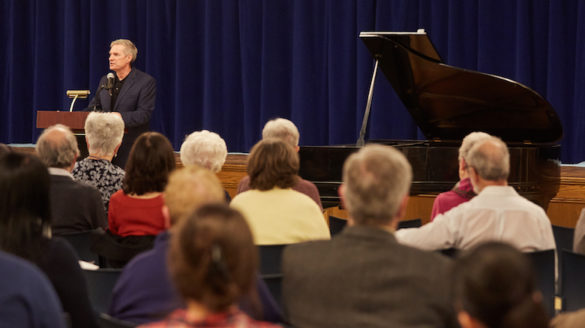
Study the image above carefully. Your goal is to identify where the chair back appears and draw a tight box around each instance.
[552,225,574,252]
[59,230,102,265]
[525,249,556,317]
[258,244,288,275]
[328,216,347,236]
[560,250,585,312]
[83,268,123,314]
[397,218,422,230]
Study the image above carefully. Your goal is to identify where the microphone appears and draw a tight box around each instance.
[106,73,115,96]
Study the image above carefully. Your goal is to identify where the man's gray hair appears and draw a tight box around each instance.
[111,39,137,63]
[458,131,492,162]
[466,136,510,181]
[262,118,299,147]
[36,124,79,168]
[343,144,412,226]
[85,112,125,157]
[180,130,227,173]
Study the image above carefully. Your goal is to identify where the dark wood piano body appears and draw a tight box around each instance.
[299,31,563,210]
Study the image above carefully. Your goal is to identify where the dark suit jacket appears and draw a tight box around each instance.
[88,68,156,167]
[49,174,107,235]
[282,225,457,328]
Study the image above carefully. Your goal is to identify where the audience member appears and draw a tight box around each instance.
[282,144,457,328]
[0,250,66,328]
[139,204,282,328]
[551,308,585,328]
[180,129,231,201]
[0,152,98,328]
[430,131,491,220]
[35,124,106,235]
[396,136,556,251]
[73,112,125,214]
[109,166,282,324]
[95,131,176,267]
[237,118,322,210]
[453,242,548,328]
[231,138,329,245]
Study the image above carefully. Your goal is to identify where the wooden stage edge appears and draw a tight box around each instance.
[10,147,585,228]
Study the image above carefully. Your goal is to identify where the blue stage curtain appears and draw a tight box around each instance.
[1,0,584,162]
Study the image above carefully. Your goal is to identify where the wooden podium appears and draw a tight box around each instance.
[36,110,90,158]
[36,110,90,132]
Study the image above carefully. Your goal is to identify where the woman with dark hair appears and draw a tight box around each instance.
[454,242,549,328]
[230,138,329,245]
[140,204,281,328]
[97,132,176,267]
[0,152,98,328]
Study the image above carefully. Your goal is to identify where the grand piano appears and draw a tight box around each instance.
[299,31,563,211]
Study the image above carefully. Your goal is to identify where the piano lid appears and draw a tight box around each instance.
[359,31,563,144]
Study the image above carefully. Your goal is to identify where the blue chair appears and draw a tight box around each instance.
[258,244,288,275]
[560,250,585,312]
[525,249,556,317]
[59,230,102,265]
[261,273,284,309]
[83,268,123,314]
[328,216,347,236]
[97,313,136,328]
[552,225,574,252]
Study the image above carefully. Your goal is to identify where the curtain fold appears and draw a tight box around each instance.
[1,0,584,162]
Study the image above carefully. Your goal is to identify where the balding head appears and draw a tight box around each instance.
[342,144,412,227]
[466,137,510,182]
[36,124,79,168]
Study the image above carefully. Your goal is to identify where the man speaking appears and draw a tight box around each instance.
[88,39,156,168]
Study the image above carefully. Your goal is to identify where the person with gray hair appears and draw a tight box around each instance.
[282,144,457,328]
[430,131,491,220]
[396,136,555,252]
[180,130,227,173]
[36,124,106,235]
[87,38,156,168]
[262,117,300,149]
[73,112,126,214]
[237,117,322,209]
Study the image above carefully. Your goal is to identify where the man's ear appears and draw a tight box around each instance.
[457,311,484,328]
[338,184,346,209]
[162,205,171,228]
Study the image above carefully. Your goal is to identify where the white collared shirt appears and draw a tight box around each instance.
[396,185,556,251]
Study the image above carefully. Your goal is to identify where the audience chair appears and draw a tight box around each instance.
[261,273,284,309]
[328,216,347,236]
[59,229,103,265]
[552,225,574,252]
[83,268,123,314]
[525,249,556,317]
[97,313,136,328]
[560,250,585,312]
[258,244,288,276]
[397,218,422,230]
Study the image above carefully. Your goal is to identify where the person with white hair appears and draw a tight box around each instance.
[430,131,491,220]
[73,112,126,214]
[396,136,556,252]
[87,39,156,168]
[180,130,227,173]
[36,124,106,235]
[180,130,232,201]
[236,117,322,210]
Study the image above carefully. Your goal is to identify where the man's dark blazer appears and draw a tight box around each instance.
[88,68,156,168]
[282,225,458,328]
[49,174,107,236]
